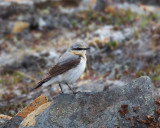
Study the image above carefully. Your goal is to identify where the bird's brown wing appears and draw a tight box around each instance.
[48,54,81,77]
[32,53,81,90]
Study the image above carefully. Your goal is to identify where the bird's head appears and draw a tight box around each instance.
[69,42,89,55]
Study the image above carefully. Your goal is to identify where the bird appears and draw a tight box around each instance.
[33,42,89,93]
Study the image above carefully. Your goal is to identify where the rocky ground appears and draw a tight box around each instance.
[1,76,160,128]
[0,0,160,120]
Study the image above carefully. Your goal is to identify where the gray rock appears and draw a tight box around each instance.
[93,0,106,11]
[77,79,105,92]
[0,116,23,128]
[0,1,34,19]
[120,0,160,5]
[1,55,47,73]
[19,76,155,128]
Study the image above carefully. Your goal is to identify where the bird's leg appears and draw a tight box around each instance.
[65,83,75,94]
[47,84,54,100]
[59,83,63,93]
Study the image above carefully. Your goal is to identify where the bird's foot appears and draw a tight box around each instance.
[59,83,64,94]
[72,91,81,94]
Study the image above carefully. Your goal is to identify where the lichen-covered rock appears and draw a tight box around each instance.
[19,76,155,128]
[0,114,12,126]
[0,95,48,128]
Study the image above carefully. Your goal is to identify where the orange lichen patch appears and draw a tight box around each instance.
[137,3,142,7]
[20,102,52,127]
[90,0,96,6]
[16,95,48,119]
[105,6,115,14]
[12,21,29,34]
[0,114,12,120]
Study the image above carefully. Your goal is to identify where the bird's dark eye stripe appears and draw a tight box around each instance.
[73,48,84,50]
[73,48,90,50]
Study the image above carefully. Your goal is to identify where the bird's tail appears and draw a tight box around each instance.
[32,77,51,91]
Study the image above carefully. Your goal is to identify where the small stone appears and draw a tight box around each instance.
[12,21,29,34]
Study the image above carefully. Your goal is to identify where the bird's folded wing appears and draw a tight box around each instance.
[48,54,81,77]
[32,53,81,90]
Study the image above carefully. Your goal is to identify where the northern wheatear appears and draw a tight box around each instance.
[33,42,89,93]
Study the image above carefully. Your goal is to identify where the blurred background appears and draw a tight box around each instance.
[0,0,160,116]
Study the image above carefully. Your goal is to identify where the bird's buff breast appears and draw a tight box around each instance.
[63,57,86,83]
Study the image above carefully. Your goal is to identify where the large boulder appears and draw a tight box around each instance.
[19,76,155,128]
